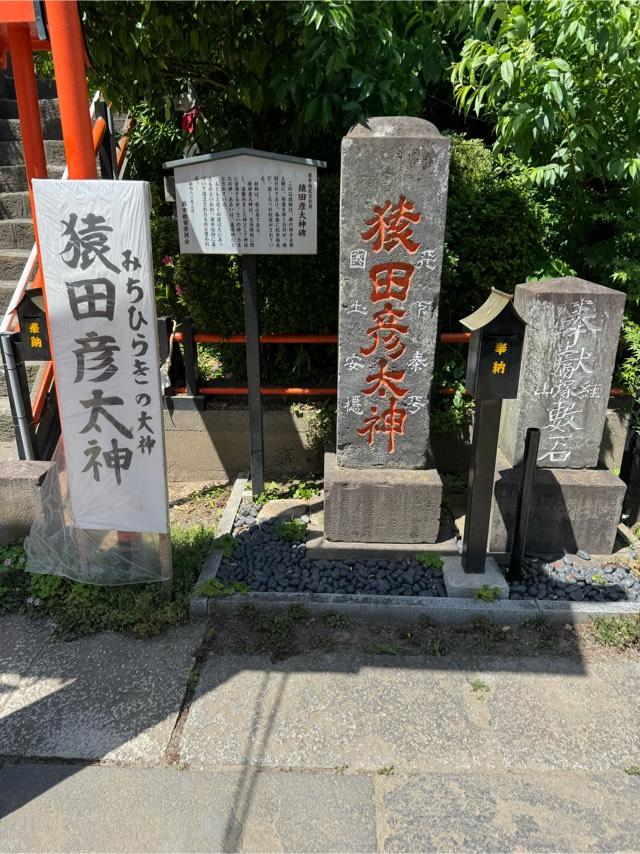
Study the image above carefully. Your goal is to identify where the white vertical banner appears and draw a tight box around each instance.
[32,180,169,534]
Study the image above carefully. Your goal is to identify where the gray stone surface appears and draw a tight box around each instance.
[499,277,625,468]
[491,450,625,555]
[323,451,441,543]
[442,555,509,599]
[0,764,377,853]
[0,459,54,545]
[0,616,53,712]
[378,770,640,852]
[0,624,203,761]
[182,653,504,773]
[256,498,308,524]
[337,117,451,469]
[600,397,632,470]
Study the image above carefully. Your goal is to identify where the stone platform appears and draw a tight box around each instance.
[323,452,442,544]
[490,451,626,556]
[442,556,510,599]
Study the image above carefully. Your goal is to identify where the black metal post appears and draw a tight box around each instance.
[96,100,117,180]
[156,316,175,398]
[507,427,541,581]
[0,331,37,460]
[241,254,264,497]
[461,398,502,573]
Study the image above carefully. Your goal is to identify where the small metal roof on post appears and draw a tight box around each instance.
[163,147,327,170]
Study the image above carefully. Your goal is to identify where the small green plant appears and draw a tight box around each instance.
[625,765,640,776]
[470,678,490,697]
[375,642,411,656]
[325,612,349,629]
[292,480,321,500]
[524,614,548,632]
[334,764,349,774]
[186,667,199,692]
[592,616,640,649]
[475,585,502,602]
[196,578,249,598]
[416,552,443,570]
[254,481,283,506]
[276,519,308,542]
[211,533,236,558]
[189,484,227,509]
[377,765,395,776]
[259,604,307,650]
[591,572,607,586]
[423,638,448,657]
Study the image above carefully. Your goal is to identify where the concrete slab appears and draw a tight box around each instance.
[256,498,308,524]
[0,624,203,762]
[442,555,510,599]
[483,658,640,771]
[0,763,377,853]
[0,764,376,852]
[378,770,640,852]
[181,653,503,772]
[0,616,53,712]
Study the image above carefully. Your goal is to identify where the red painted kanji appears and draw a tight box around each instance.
[360,195,421,254]
[362,358,408,399]
[357,397,407,452]
[368,262,414,303]
[360,302,408,360]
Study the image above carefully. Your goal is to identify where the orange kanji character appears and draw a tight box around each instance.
[360,302,408,360]
[492,360,506,375]
[369,262,414,303]
[360,195,422,254]
[28,321,40,334]
[362,358,408,399]
[357,397,407,453]
[494,342,508,355]
[30,335,42,348]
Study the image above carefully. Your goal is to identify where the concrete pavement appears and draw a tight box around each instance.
[1,614,639,851]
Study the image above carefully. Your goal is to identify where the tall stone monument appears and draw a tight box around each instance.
[491,277,627,554]
[324,117,451,544]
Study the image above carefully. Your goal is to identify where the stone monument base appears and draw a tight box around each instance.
[490,451,626,556]
[323,452,442,544]
[442,556,509,599]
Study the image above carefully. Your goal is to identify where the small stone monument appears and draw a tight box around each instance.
[492,277,627,555]
[323,117,451,544]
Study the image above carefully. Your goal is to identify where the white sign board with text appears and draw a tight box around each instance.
[32,180,169,534]
[172,153,318,255]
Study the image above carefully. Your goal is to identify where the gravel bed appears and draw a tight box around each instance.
[217,498,447,597]
[217,497,640,602]
[509,554,640,602]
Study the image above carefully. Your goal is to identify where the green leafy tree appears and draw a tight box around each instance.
[452,0,640,187]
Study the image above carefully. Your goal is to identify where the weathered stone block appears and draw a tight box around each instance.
[490,451,625,555]
[499,277,625,469]
[0,460,53,545]
[337,117,451,469]
[323,452,441,543]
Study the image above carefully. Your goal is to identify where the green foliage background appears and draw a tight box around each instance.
[80,0,640,434]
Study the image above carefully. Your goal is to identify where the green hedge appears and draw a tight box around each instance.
[151,135,552,391]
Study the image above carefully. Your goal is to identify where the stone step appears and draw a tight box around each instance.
[0,396,14,441]
[0,360,41,396]
[0,249,33,279]
[0,98,60,121]
[0,77,56,100]
[0,218,34,250]
[0,280,16,316]
[0,191,30,219]
[0,439,18,462]
[0,139,65,167]
[0,115,62,142]
[0,164,64,192]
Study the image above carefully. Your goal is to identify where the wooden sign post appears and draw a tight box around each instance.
[163,148,326,496]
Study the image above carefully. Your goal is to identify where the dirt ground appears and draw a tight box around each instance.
[204,602,640,664]
[168,481,232,530]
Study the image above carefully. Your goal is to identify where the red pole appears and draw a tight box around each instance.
[7,23,47,259]
[45,0,96,178]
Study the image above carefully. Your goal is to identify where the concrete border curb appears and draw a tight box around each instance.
[189,482,640,625]
[189,475,248,618]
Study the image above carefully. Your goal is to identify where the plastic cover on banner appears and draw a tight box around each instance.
[25,439,171,585]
